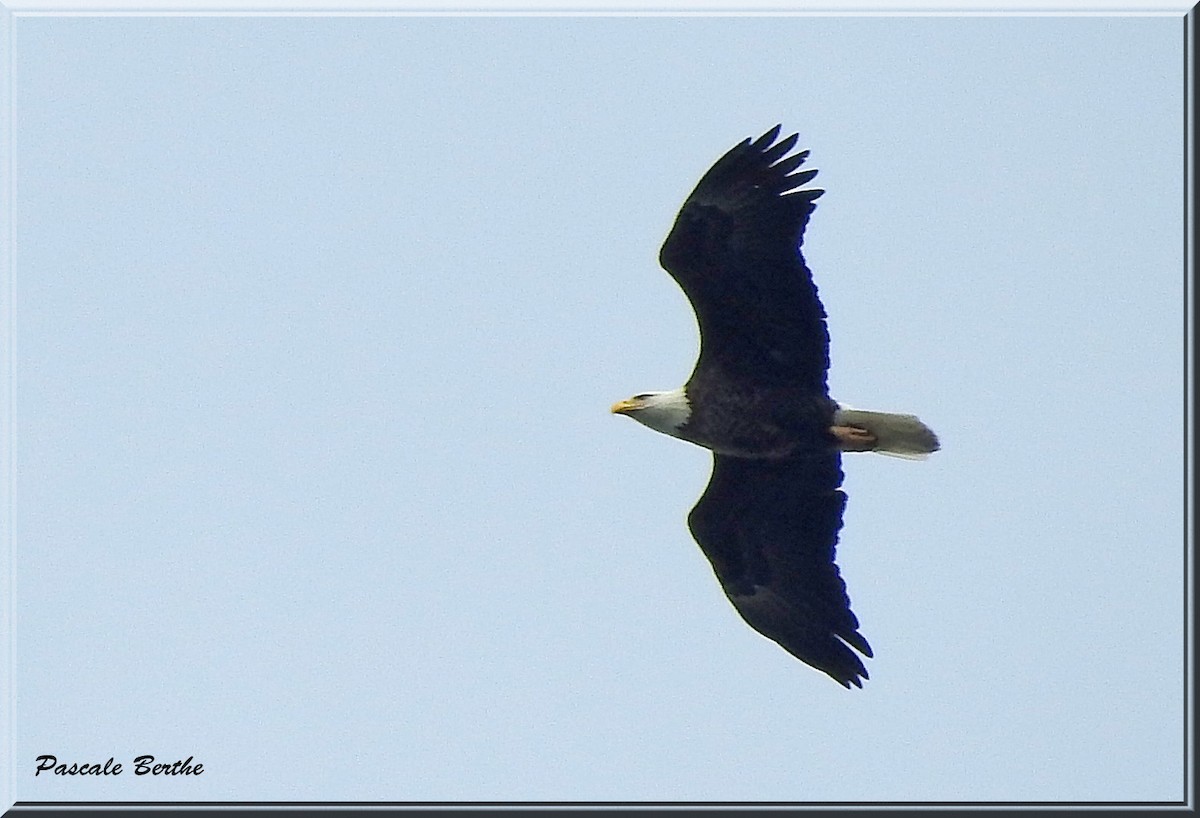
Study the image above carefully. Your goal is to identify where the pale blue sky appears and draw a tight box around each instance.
[5,8,1189,805]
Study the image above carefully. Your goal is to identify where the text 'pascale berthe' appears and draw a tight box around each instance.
[35,755,204,776]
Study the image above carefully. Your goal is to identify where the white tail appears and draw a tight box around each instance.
[834,405,940,460]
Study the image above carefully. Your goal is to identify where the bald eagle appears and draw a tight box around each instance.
[611,125,939,688]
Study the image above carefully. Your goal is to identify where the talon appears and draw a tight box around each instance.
[830,424,877,452]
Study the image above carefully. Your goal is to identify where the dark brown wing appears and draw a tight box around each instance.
[687,451,872,688]
[658,125,829,392]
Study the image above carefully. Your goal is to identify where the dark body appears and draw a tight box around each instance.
[657,126,872,687]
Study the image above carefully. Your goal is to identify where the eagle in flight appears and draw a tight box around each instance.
[611,125,939,687]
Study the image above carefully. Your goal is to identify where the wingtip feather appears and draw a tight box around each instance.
[751,124,783,150]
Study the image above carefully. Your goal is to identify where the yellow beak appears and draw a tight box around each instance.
[610,398,639,415]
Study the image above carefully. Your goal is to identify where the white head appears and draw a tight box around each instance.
[610,387,691,437]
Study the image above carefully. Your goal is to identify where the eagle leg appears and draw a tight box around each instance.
[830,425,877,452]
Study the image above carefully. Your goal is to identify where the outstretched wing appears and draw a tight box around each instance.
[687,451,872,688]
[659,125,829,392]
